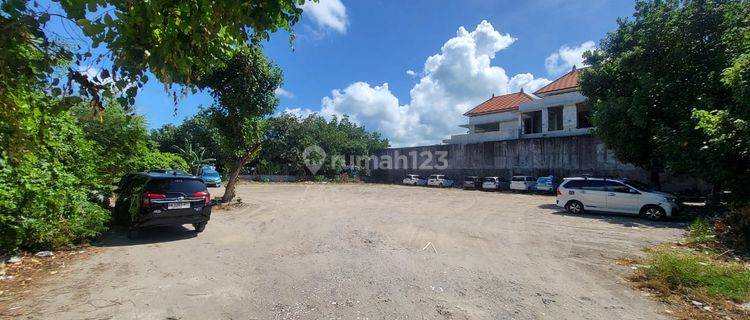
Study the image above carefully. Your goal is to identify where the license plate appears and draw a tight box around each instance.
[167,202,190,210]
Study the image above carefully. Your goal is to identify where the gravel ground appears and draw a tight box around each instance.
[6,183,686,319]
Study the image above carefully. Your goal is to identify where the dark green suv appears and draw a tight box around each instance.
[114,171,212,239]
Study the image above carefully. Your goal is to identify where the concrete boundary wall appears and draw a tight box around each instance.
[370,135,706,193]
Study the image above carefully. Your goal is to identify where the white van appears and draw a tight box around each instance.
[510,176,535,191]
[556,177,680,220]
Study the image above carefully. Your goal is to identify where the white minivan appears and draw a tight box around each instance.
[427,174,453,187]
[556,177,680,220]
[510,176,536,191]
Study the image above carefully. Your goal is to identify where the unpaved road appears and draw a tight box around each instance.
[8,183,685,319]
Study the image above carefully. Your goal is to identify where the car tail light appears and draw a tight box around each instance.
[193,191,211,205]
[142,192,166,208]
[556,189,562,196]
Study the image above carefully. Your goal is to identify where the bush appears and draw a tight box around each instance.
[0,112,110,252]
[313,175,329,182]
[720,206,750,251]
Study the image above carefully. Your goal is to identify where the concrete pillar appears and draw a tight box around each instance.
[563,104,577,130]
[541,108,549,133]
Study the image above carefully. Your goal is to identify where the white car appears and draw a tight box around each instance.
[510,176,536,191]
[556,177,680,220]
[402,174,426,186]
[427,174,453,187]
[482,177,501,190]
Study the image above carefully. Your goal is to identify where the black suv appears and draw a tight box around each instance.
[114,171,212,238]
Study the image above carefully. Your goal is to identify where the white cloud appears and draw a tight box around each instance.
[279,107,316,118]
[509,73,551,93]
[317,21,551,147]
[544,41,596,76]
[302,0,348,34]
[406,69,417,77]
[274,87,295,98]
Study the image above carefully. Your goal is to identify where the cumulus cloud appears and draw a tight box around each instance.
[279,107,316,118]
[406,69,417,77]
[316,21,551,146]
[544,41,596,76]
[274,87,295,98]
[302,0,348,34]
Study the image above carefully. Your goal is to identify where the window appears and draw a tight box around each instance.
[562,180,583,189]
[576,102,592,128]
[146,179,206,194]
[580,180,607,191]
[605,181,632,193]
[548,106,564,131]
[522,111,542,134]
[474,122,500,133]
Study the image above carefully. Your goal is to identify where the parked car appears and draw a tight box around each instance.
[556,177,679,220]
[403,174,427,186]
[481,177,502,191]
[463,176,482,189]
[114,171,212,239]
[427,174,453,187]
[199,166,222,187]
[510,176,536,191]
[535,176,561,193]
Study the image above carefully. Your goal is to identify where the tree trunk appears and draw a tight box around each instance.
[649,168,662,191]
[221,143,261,203]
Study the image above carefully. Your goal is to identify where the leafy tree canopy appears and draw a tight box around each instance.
[2,0,309,109]
[580,0,749,200]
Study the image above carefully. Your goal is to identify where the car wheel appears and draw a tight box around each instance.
[193,222,207,233]
[127,228,139,240]
[566,200,584,214]
[641,205,665,221]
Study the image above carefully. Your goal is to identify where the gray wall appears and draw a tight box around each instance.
[369,135,706,193]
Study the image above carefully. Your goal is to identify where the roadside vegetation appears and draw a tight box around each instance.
[0,1,306,253]
[152,112,390,182]
[585,1,750,318]
[626,218,750,320]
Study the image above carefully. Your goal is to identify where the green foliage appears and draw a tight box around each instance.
[139,151,190,173]
[58,0,306,89]
[260,113,389,176]
[151,109,224,168]
[687,218,715,244]
[198,47,282,202]
[580,0,750,199]
[0,110,110,252]
[643,247,750,302]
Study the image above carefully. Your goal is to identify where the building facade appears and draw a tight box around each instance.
[445,66,593,144]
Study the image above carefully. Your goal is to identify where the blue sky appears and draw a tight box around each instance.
[133,0,636,146]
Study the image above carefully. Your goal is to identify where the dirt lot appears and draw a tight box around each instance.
[5,183,686,319]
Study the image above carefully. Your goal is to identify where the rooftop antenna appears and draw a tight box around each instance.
[491,93,495,98]
[572,65,577,71]
[520,87,524,93]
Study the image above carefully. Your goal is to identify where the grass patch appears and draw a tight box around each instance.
[641,247,750,302]
[687,218,715,244]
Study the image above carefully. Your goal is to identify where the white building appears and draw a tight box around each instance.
[445,66,593,144]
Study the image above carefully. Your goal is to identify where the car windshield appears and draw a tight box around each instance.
[511,176,526,181]
[146,179,206,195]
[202,170,220,178]
[483,177,496,182]
[625,180,653,192]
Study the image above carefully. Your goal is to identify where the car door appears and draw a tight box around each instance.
[578,180,608,210]
[605,181,642,214]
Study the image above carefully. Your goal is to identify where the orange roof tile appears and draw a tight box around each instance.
[463,92,536,116]
[534,66,588,95]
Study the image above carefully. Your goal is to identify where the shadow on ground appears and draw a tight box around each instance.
[94,225,197,247]
[538,203,691,229]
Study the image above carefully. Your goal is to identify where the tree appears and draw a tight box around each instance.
[151,108,225,171]
[3,0,310,110]
[199,47,282,202]
[579,0,749,195]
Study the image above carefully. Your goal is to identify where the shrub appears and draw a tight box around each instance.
[0,112,110,252]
